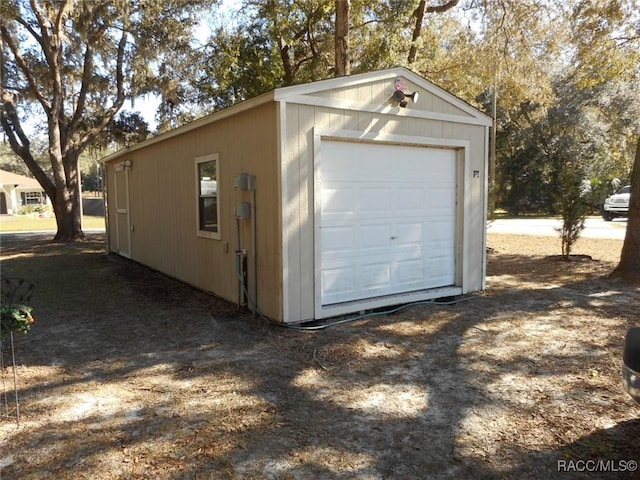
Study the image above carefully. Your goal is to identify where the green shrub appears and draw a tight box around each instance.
[554,172,589,259]
[0,304,36,335]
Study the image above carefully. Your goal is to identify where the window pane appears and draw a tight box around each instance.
[200,196,218,232]
[25,192,43,205]
[199,162,217,195]
[197,159,218,233]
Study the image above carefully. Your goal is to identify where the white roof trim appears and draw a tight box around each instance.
[274,66,492,123]
[284,93,492,126]
[101,67,490,164]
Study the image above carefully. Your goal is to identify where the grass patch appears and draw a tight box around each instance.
[0,215,105,232]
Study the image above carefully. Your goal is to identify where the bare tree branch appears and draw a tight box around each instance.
[0,25,51,112]
[67,42,94,133]
[1,91,56,198]
[408,1,460,64]
[14,15,45,50]
[72,23,128,151]
[425,0,460,14]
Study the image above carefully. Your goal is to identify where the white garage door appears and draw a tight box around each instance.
[319,140,457,306]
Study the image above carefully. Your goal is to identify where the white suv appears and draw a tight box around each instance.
[602,185,630,221]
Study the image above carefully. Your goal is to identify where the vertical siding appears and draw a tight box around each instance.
[283,77,489,321]
[105,73,488,324]
[106,102,282,321]
[283,104,316,321]
[284,104,302,321]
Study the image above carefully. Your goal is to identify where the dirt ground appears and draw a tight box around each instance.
[0,232,639,479]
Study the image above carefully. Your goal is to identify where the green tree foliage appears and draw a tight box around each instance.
[0,141,47,177]
[1,0,214,241]
[555,171,589,259]
[3,0,639,269]
[195,25,284,111]
[197,1,494,104]
[103,112,150,149]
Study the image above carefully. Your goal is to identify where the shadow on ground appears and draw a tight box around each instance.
[1,233,638,479]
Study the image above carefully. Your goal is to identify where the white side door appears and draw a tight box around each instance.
[114,165,131,258]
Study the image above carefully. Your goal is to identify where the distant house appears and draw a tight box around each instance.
[0,169,48,215]
[102,67,492,324]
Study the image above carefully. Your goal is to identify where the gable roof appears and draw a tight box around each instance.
[102,67,491,163]
[274,66,492,123]
[0,169,43,190]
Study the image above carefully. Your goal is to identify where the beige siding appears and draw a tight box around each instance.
[106,103,282,320]
[283,83,488,321]
[105,69,488,325]
[314,77,474,119]
[282,103,316,321]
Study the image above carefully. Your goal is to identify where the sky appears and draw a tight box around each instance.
[120,0,243,132]
[19,1,240,137]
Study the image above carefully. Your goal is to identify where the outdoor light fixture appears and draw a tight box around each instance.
[392,89,419,108]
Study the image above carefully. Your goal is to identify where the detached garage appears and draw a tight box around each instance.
[102,67,492,324]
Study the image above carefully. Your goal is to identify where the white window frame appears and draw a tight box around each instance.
[24,191,45,205]
[195,153,221,240]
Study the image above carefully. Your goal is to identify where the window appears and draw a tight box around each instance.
[23,191,46,205]
[195,154,220,239]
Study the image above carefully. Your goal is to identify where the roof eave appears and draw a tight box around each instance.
[274,66,492,125]
[101,90,276,163]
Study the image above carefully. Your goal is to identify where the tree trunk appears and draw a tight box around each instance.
[278,40,296,86]
[335,0,350,77]
[52,156,84,242]
[408,0,460,64]
[408,1,427,64]
[612,135,640,281]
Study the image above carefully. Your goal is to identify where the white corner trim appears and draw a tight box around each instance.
[312,129,323,320]
[279,101,291,323]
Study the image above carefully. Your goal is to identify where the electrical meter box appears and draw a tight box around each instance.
[234,173,255,191]
[234,202,251,219]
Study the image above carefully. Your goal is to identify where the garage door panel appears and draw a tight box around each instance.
[319,140,457,306]
[427,219,456,244]
[322,184,356,215]
[395,186,427,212]
[427,191,456,211]
[394,258,425,286]
[360,263,392,291]
[360,186,392,214]
[322,264,356,301]
[360,223,392,252]
[321,225,356,258]
[393,222,425,247]
[322,156,355,181]
[357,156,389,180]
[425,257,455,288]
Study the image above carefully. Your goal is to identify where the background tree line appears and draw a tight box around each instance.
[2,0,639,276]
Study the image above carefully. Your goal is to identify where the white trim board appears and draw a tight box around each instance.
[312,128,471,320]
[274,67,492,124]
[319,286,464,319]
[283,94,492,127]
